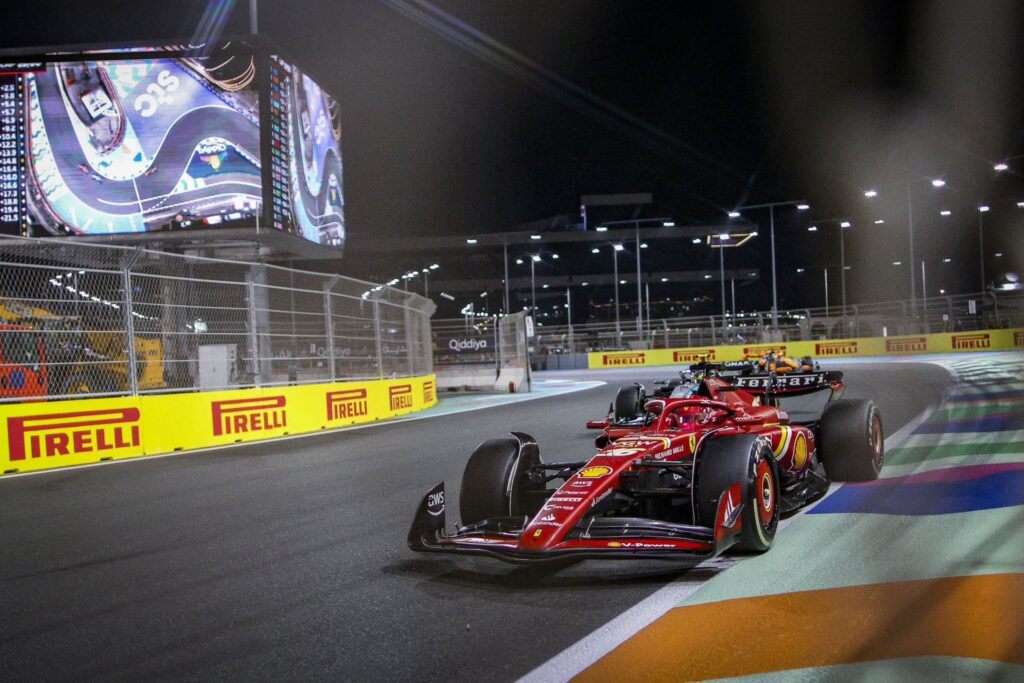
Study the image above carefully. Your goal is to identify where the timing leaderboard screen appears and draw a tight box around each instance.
[0,48,265,238]
[269,55,345,248]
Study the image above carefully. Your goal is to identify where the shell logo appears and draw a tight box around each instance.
[580,466,613,478]
[793,432,808,469]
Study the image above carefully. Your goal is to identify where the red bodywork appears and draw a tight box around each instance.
[410,375,832,563]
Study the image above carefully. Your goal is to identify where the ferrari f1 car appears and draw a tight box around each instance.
[408,364,883,563]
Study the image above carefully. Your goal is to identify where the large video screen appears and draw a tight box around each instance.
[0,45,264,237]
[269,55,345,247]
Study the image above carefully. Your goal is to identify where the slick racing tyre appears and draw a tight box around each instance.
[697,435,779,553]
[459,433,541,525]
[613,384,645,422]
[819,399,883,482]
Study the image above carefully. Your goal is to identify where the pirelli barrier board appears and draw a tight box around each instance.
[588,328,1024,369]
[1,376,438,475]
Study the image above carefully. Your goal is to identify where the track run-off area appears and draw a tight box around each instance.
[1,353,1021,681]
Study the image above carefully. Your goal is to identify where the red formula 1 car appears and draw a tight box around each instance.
[408,365,883,563]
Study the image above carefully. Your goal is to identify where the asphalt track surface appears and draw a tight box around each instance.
[0,362,951,682]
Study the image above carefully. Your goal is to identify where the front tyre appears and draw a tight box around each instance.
[697,435,779,553]
[613,384,645,422]
[819,399,883,482]
[459,433,541,525]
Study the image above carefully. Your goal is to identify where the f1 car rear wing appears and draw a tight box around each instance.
[732,370,845,398]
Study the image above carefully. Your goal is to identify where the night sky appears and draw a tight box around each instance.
[1,0,1021,317]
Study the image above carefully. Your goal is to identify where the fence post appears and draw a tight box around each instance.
[373,298,384,379]
[120,248,144,396]
[322,276,339,382]
[121,264,139,396]
[246,265,264,388]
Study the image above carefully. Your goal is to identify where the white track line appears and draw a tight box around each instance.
[518,369,949,683]
[0,380,604,482]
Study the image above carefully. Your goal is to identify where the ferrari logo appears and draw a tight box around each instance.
[688,434,697,453]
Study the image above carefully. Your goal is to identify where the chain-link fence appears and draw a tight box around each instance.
[534,290,1024,353]
[432,312,530,391]
[0,237,435,402]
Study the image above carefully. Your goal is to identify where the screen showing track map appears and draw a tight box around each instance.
[0,46,263,237]
[269,55,345,248]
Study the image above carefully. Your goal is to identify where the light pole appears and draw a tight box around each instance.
[728,200,809,328]
[530,254,540,316]
[719,235,726,320]
[503,242,510,315]
[865,178,944,314]
[823,268,829,317]
[612,244,623,343]
[978,205,989,292]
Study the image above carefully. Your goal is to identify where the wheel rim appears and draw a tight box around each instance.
[756,458,776,529]
[869,414,883,469]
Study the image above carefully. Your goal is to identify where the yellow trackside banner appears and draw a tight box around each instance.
[0,375,437,475]
[588,328,1024,369]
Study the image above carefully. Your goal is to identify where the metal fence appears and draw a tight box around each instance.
[534,290,1024,353]
[0,237,435,402]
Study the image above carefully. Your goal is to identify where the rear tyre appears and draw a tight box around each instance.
[697,435,779,553]
[459,433,541,525]
[819,399,883,482]
[613,384,645,422]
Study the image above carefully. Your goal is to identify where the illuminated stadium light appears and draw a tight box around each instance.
[619,279,626,285]
[994,162,1009,171]
[727,211,741,218]
[663,221,675,227]
[530,234,541,240]
[978,205,990,212]
[430,264,439,269]
[840,221,851,228]
[660,277,668,282]
[591,248,600,253]
[703,274,712,279]
[864,190,878,198]
[613,244,624,251]
[532,254,541,262]
[640,243,648,248]
[515,258,523,264]
[466,238,478,244]
[943,258,952,263]
[796,268,805,273]
[796,204,810,210]
[808,226,818,232]
[940,210,952,216]
[874,219,884,224]
[551,253,559,259]
[595,226,608,232]
[581,282,589,286]
[893,261,903,266]
[692,238,702,244]
[931,178,946,187]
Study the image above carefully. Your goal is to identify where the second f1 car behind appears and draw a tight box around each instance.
[408,366,883,564]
